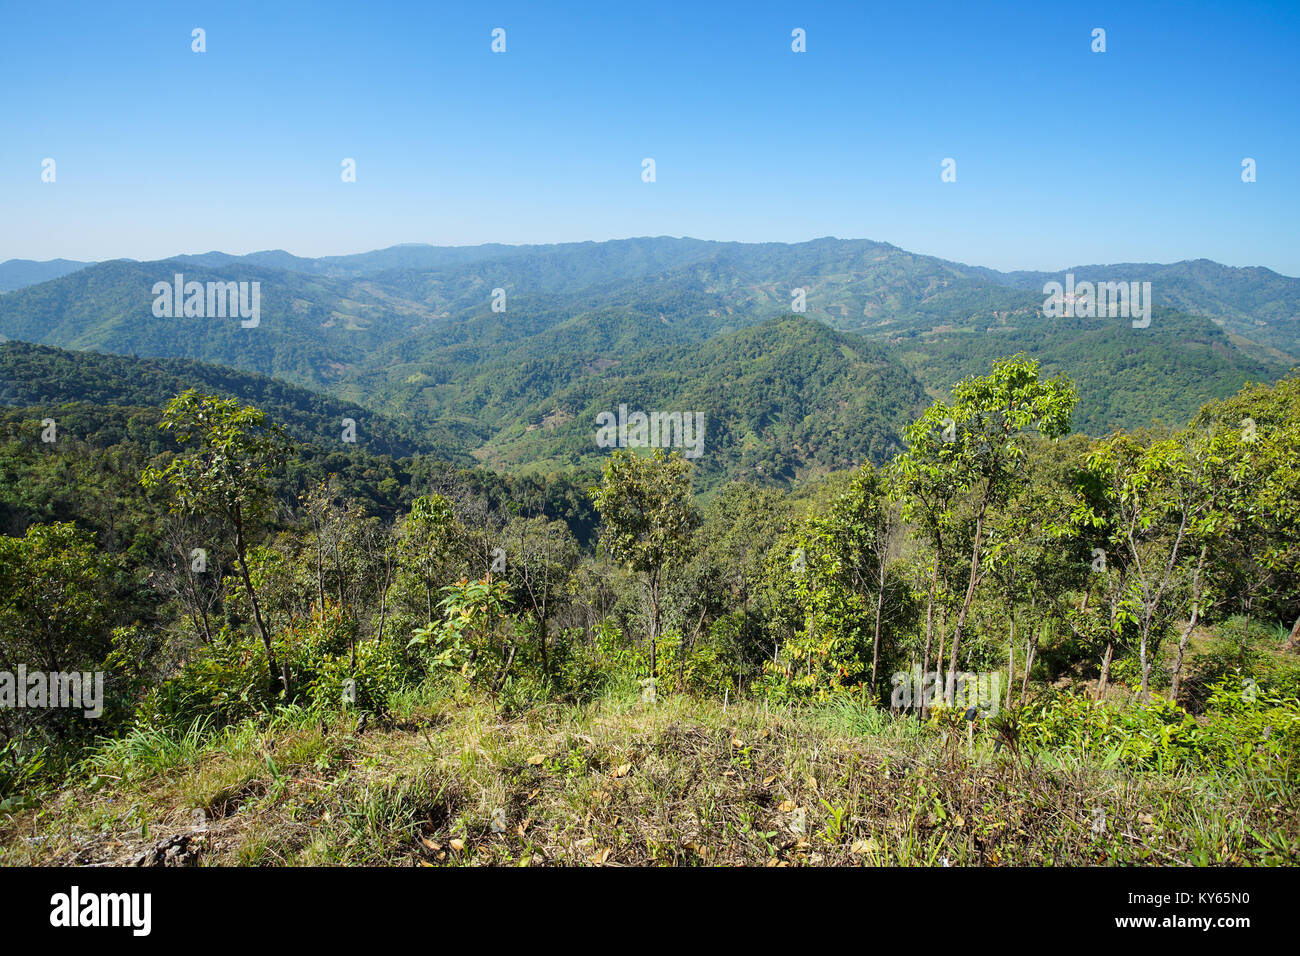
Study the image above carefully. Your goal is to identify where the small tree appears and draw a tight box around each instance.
[503,514,578,678]
[895,357,1077,701]
[591,449,700,685]
[141,391,289,694]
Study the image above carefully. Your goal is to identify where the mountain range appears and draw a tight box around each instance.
[1,237,1294,490]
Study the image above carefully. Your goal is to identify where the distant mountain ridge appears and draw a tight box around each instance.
[0,341,461,461]
[4,237,1296,356]
[0,237,1293,487]
[0,258,95,293]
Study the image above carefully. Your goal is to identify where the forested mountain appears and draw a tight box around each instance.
[973,258,1300,361]
[0,238,1293,484]
[0,258,94,293]
[892,308,1284,433]
[0,342,456,460]
[1,241,1297,870]
[471,317,928,487]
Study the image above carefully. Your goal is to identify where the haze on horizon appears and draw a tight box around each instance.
[7,236,1299,283]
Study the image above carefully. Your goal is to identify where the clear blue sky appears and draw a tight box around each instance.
[2,0,1297,274]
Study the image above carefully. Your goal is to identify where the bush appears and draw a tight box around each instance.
[303,637,411,717]
[135,628,277,732]
[0,738,46,810]
[1014,680,1300,776]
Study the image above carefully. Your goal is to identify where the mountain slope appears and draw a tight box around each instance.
[973,259,1300,361]
[1,238,1294,477]
[0,259,440,390]
[891,308,1288,434]
[0,258,95,293]
[0,342,468,460]
[475,316,930,490]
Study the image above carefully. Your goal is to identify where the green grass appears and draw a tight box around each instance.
[2,685,1294,867]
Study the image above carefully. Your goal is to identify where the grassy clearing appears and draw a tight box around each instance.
[1,687,1295,867]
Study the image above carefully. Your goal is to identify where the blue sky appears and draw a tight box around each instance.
[2,0,1297,273]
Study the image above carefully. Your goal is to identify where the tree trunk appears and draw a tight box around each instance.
[870,546,887,696]
[1097,641,1113,700]
[491,643,517,694]
[1021,619,1042,704]
[538,612,549,678]
[314,515,325,612]
[376,554,391,643]
[936,602,948,705]
[234,516,284,696]
[648,572,661,684]
[1283,609,1300,655]
[1170,543,1207,699]
[920,556,937,719]
[1006,632,1014,710]
[947,505,987,699]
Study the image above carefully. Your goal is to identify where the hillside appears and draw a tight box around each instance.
[0,259,440,391]
[977,259,1300,361]
[889,308,1288,433]
[0,342,464,461]
[4,686,1293,867]
[0,238,1295,478]
[473,317,928,488]
[0,258,93,294]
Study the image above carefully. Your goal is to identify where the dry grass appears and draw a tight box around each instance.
[2,689,1296,867]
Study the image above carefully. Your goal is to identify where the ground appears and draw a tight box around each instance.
[3,687,1295,867]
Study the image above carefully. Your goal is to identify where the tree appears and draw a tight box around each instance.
[590,450,701,686]
[782,463,897,697]
[0,522,114,675]
[393,494,460,625]
[1075,431,1213,699]
[987,435,1091,704]
[895,357,1077,701]
[1190,376,1300,653]
[503,514,578,678]
[141,391,289,694]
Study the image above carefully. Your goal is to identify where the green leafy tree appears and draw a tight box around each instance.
[895,357,1077,699]
[0,522,114,675]
[141,391,289,694]
[392,494,461,625]
[591,450,701,684]
[502,514,578,678]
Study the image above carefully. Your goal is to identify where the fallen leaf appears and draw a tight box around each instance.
[588,847,612,865]
[779,800,797,813]
[763,775,778,786]
[449,838,465,852]
[527,754,545,766]
[612,764,631,778]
